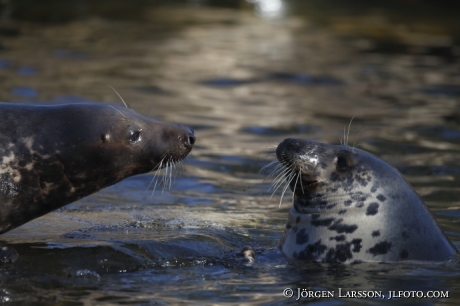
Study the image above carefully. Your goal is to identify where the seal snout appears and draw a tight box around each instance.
[276,138,320,196]
[276,138,302,165]
[176,124,196,149]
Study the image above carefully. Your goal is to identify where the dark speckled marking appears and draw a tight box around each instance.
[296,239,327,260]
[338,209,347,215]
[366,202,379,216]
[370,186,377,193]
[400,249,409,259]
[368,241,392,256]
[351,239,362,252]
[324,238,362,262]
[286,223,292,229]
[296,228,309,245]
[355,173,371,187]
[292,226,298,233]
[352,193,369,202]
[355,202,364,208]
[311,217,335,227]
[311,214,320,220]
[344,200,352,206]
[330,172,339,182]
[328,218,358,234]
[377,194,387,202]
[371,230,380,237]
[325,245,351,262]
[330,235,346,241]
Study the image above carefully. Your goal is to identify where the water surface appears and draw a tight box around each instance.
[1,2,460,305]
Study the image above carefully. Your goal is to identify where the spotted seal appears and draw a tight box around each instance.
[274,138,457,263]
[0,103,195,237]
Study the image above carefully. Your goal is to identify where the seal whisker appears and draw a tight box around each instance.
[290,170,302,204]
[168,158,174,190]
[268,164,290,185]
[171,159,183,186]
[259,159,279,172]
[161,160,171,193]
[345,116,355,147]
[352,126,369,150]
[258,159,278,174]
[170,161,174,187]
[109,85,129,109]
[170,160,176,190]
[147,158,163,189]
[149,157,166,197]
[269,166,293,192]
[164,160,170,192]
[162,161,169,193]
[149,155,186,195]
[263,152,276,159]
[279,169,296,208]
[269,167,293,198]
[298,168,305,194]
[264,163,285,183]
[270,166,294,197]
[107,105,128,121]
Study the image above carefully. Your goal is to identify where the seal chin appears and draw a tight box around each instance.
[289,177,318,197]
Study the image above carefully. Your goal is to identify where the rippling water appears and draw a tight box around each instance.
[1,2,460,305]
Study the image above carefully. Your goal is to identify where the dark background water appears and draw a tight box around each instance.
[0,0,460,304]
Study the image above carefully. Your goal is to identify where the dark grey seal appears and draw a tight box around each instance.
[0,103,195,236]
[274,138,457,263]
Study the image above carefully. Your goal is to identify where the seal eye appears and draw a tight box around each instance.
[336,156,348,171]
[129,129,142,143]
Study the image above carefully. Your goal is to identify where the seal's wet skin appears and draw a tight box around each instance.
[0,103,195,238]
[274,138,457,263]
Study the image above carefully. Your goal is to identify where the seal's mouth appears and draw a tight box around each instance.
[289,177,318,196]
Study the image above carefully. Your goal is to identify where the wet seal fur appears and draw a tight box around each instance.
[0,103,195,238]
[275,138,457,263]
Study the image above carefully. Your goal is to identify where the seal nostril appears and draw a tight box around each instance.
[189,135,196,145]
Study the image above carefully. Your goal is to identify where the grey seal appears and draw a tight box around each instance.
[274,138,457,263]
[0,103,195,236]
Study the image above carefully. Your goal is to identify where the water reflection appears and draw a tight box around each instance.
[247,0,285,18]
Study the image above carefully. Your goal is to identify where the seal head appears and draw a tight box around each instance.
[0,103,195,235]
[276,138,457,263]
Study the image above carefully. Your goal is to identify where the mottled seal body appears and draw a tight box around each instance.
[0,103,195,235]
[276,138,456,263]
